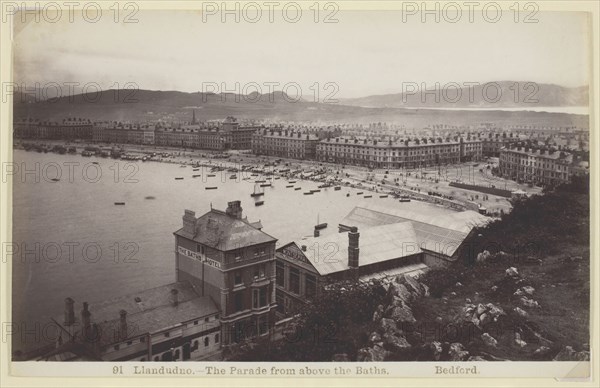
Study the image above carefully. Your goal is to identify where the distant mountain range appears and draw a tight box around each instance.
[12,82,589,128]
[339,82,588,109]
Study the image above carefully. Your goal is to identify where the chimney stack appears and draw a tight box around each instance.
[225,200,243,219]
[64,297,75,326]
[119,310,128,339]
[170,289,179,306]
[182,210,196,234]
[348,226,360,270]
[81,302,92,341]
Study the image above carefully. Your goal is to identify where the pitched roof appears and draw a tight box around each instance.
[73,282,218,347]
[290,222,422,276]
[175,209,276,251]
[339,205,489,257]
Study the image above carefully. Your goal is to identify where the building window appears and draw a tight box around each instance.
[204,337,209,347]
[126,341,133,346]
[253,287,268,308]
[305,274,317,299]
[205,317,209,323]
[194,320,198,325]
[276,293,285,313]
[234,291,244,312]
[253,264,266,279]
[215,333,219,343]
[276,262,284,287]
[289,268,300,294]
[234,271,243,285]
[164,332,170,338]
[140,337,146,343]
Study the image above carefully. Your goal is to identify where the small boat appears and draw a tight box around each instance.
[315,215,327,230]
[286,185,294,188]
[205,187,218,190]
[356,192,363,195]
[114,202,125,205]
[145,196,155,200]
[175,177,184,180]
[255,201,264,206]
[334,186,341,191]
[260,183,272,187]
[192,174,201,178]
[304,192,313,195]
[379,195,388,198]
[364,195,372,198]
[207,174,216,177]
[288,180,297,184]
[295,187,301,191]
[311,189,321,193]
[250,183,264,197]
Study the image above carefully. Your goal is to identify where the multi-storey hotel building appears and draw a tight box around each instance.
[251,129,320,159]
[499,145,573,186]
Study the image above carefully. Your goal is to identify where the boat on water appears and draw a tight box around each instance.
[304,192,314,195]
[114,202,125,205]
[192,174,201,178]
[334,186,341,191]
[364,195,372,198]
[145,196,155,200]
[250,183,264,197]
[288,180,297,184]
[207,174,216,177]
[311,189,321,193]
[295,187,301,191]
[356,192,363,195]
[175,177,184,180]
[205,187,218,190]
[379,195,388,198]
[286,185,294,188]
[255,200,264,206]
[315,215,327,230]
[255,180,266,183]
[260,183,272,187]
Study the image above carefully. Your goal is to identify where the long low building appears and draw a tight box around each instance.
[275,204,488,316]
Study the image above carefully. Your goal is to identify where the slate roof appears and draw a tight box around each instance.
[174,209,276,251]
[290,222,422,276]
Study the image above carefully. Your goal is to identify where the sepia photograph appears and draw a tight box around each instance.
[0,0,597,385]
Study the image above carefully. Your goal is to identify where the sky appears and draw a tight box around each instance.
[11,8,591,98]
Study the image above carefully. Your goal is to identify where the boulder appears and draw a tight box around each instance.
[505,267,519,278]
[533,346,551,357]
[448,342,470,361]
[369,332,382,343]
[380,318,399,333]
[514,307,528,318]
[455,282,463,287]
[476,303,487,316]
[391,283,414,304]
[431,341,443,361]
[383,333,412,352]
[390,305,416,323]
[491,285,498,292]
[399,274,424,296]
[465,298,472,303]
[486,303,506,319]
[522,286,535,295]
[372,305,384,322]
[553,346,590,361]
[479,313,492,326]
[357,345,389,361]
[477,250,491,263]
[515,333,527,348]
[520,297,540,308]
[481,333,498,347]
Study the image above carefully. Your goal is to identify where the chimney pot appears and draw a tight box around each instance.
[64,297,75,326]
[170,289,179,306]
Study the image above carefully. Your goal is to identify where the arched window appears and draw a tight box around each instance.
[204,337,209,347]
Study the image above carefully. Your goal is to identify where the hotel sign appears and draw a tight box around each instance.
[177,246,222,269]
